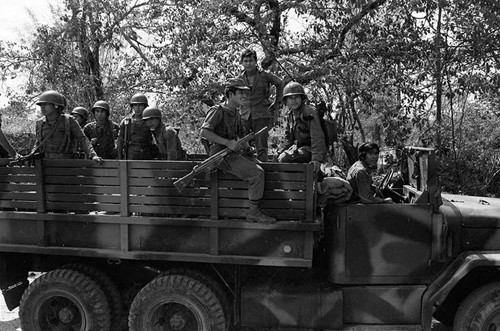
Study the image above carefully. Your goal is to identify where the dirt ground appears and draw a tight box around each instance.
[0,299,20,331]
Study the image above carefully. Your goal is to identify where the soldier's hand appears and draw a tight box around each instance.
[92,156,103,164]
[226,139,242,152]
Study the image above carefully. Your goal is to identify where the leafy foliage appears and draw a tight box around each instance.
[1,0,500,196]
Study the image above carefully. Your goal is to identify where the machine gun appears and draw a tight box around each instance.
[174,127,267,192]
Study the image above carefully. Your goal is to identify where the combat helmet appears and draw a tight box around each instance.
[283,82,307,99]
[130,93,148,106]
[71,106,89,121]
[142,106,161,120]
[36,90,66,109]
[92,100,110,116]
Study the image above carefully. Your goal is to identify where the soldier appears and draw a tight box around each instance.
[70,106,89,158]
[70,106,88,128]
[238,48,284,162]
[347,142,394,204]
[0,113,20,159]
[117,93,155,160]
[83,100,120,159]
[200,78,276,223]
[32,90,102,163]
[277,82,327,173]
[142,106,186,160]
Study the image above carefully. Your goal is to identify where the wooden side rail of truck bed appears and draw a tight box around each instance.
[0,159,320,267]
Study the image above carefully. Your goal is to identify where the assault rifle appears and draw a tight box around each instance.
[9,152,44,166]
[174,126,267,192]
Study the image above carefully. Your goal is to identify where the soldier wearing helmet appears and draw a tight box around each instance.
[70,107,88,128]
[346,142,394,204]
[200,78,276,224]
[32,90,102,163]
[143,106,186,160]
[83,100,120,159]
[277,82,326,172]
[117,93,155,160]
[238,48,284,162]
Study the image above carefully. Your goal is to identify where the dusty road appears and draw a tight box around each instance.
[0,299,20,331]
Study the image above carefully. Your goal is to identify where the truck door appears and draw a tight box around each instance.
[325,203,437,285]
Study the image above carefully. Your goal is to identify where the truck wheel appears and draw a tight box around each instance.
[19,269,111,331]
[164,268,232,331]
[62,263,124,330]
[129,273,226,331]
[454,281,500,330]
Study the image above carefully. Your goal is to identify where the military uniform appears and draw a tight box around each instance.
[118,115,155,160]
[201,105,265,203]
[84,120,119,159]
[278,104,327,164]
[152,123,185,160]
[238,69,284,162]
[34,114,97,159]
[347,160,385,204]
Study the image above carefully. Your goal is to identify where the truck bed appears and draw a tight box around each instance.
[0,159,320,268]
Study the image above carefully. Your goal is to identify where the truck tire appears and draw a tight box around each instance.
[19,269,111,331]
[128,273,226,331]
[164,268,232,331]
[454,281,500,330]
[62,263,124,330]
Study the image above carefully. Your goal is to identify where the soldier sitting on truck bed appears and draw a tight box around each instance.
[347,142,394,204]
[277,81,327,173]
[200,78,276,223]
[31,90,102,163]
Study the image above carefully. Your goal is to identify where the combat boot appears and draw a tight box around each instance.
[246,202,276,223]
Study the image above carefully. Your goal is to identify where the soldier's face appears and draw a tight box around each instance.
[285,95,303,111]
[71,114,85,126]
[131,103,146,116]
[145,118,160,130]
[232,89,248,106]
[365,151,379,168]
[38,103,58,117]
[94,108,108,122]
[241,56,257,72]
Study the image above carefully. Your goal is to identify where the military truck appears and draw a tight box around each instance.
[0,147,498,330]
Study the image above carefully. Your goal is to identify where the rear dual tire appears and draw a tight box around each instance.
[129,272,227,331]
[19,269,111,331]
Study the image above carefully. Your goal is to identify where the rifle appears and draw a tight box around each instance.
[9,152,44,166]
[174,126,267,192]
[123,117,130,160]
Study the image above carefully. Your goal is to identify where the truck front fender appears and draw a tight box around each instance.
[422,251,500,329]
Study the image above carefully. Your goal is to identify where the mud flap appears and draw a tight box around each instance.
[0,254,29,310]
[2,279,28,310]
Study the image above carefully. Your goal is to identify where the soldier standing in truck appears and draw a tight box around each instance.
[238,49,284,162]
[70,106,88,128]
[117,93,155,160]
[32,90,102,163]
[84,100,120,159]
[277,81,327,173]
[347,142,393,204]
[142,105,186,160]
[200,78,276,223]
